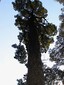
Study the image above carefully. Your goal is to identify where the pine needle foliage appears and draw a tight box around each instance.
[12,0,57,63]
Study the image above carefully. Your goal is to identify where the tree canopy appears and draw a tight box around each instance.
[12,0,57,63]
[49,1,64,84]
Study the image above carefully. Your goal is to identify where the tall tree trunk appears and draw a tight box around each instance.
[26,19,45,85]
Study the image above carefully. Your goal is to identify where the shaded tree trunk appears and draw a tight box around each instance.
[26,17,45,85]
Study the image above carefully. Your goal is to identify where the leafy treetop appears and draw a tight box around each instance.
[12,0,57,64]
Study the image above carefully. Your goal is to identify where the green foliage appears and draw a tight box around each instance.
[12,43,27,63]
[45,23,57,36]
[12,0,57,58]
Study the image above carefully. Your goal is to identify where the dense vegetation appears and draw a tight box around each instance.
[12,0,64,85]
[49,0,64,84]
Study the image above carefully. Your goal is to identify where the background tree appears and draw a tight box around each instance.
[56,0,64,5]
[49,1,64,84]
[12,0,57,85]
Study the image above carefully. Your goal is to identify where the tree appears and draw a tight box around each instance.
[12,0,57,85]
[56,0,64,5]
[49,1,64,84]
[50,2,64,71]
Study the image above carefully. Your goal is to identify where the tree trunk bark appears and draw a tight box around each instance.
[26,20,45,85]
[27,54,45,85]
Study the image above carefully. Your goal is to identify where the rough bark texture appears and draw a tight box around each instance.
[26,16,45,85]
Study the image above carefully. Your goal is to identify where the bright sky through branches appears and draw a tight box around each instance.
[0,0,63,85]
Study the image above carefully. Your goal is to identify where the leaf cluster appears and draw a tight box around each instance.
[12,43,27,63]
[44,67,64,84]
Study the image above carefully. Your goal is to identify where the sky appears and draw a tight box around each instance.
[0,0,63,85]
